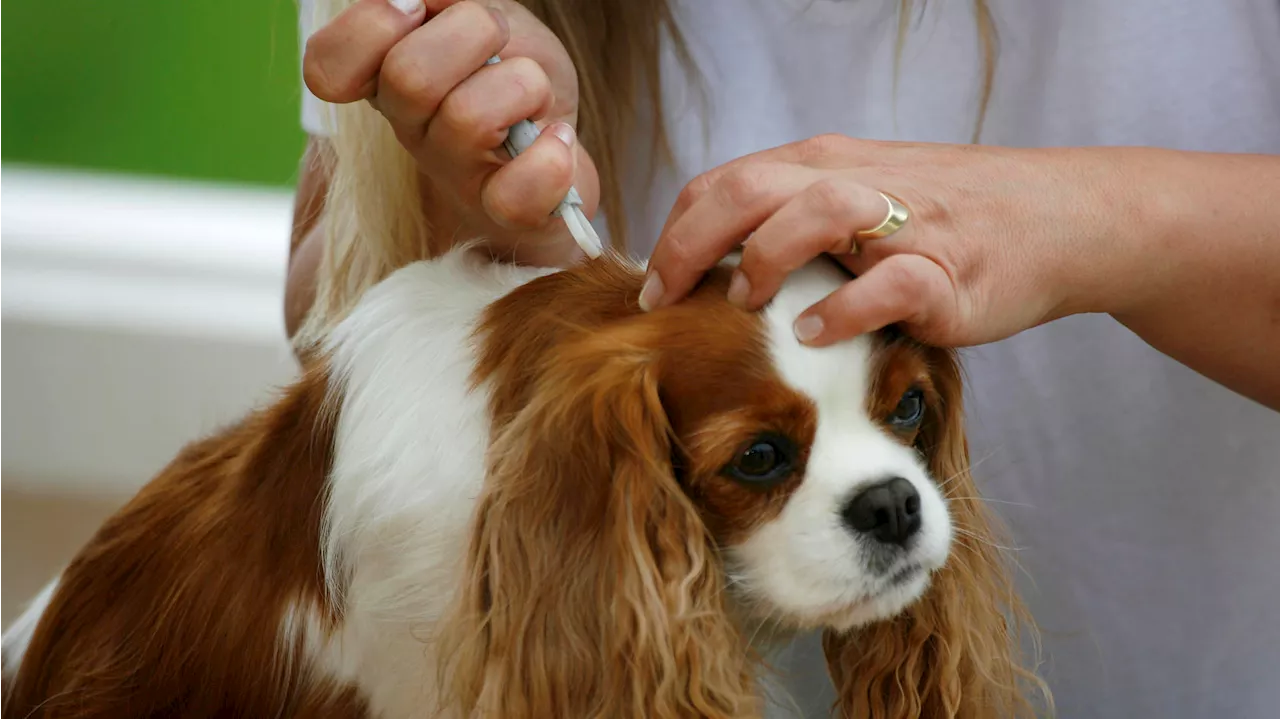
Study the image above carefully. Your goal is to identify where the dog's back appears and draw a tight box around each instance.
[0,371,364,717]
[1,249,551,718]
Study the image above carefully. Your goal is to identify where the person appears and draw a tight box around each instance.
[289,0,1280,715]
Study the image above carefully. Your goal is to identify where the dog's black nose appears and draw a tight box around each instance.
[842,477,922,546]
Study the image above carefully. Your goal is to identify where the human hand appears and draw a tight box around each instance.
[303,0,597,265]
[642,135,1144,348]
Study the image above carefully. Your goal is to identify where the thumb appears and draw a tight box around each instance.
[792,254,956,347]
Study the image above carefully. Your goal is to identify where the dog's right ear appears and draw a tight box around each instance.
[436,329,760,719]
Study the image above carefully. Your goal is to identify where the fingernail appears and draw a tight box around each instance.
[388,0,424,14]
[794,315,825,344]
[638,272,665,312]
[727,271,751,308]
[546,122,576,148]
[487,7,509,36]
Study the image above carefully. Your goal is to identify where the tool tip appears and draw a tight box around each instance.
[564,206,603,259]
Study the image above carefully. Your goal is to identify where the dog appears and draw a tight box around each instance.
[2,247,1038,718]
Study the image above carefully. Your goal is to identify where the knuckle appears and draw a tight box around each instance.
[659,225,700,267]
[664,239,697,270]
[436,89,484,133]
[718,166,768,208]
[673,176,710,213]
[805,178,856,219]
[450,0,506,49]
[506,56,552,104]
[799,133,852,160]
[302,40,352,101]
[380,48,439,115]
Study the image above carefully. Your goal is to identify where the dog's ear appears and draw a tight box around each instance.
[823,352,1047,718]
[437,330,759,719]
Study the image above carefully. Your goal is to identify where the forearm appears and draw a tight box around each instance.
[1101,149,1280,410]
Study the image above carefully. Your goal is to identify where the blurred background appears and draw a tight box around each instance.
[2,0,311,624]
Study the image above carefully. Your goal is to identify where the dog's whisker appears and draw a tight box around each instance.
[937,449,999,492]
[947,495,1035,509]
[952,526,1022,553]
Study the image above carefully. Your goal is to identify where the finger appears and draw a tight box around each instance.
[425,56,554,163]
[731,177,901,310]
[303,0,428,104]
[479,123,581,229]
[791,254,955,347]
[658,134,859,239]
[641,164,819,312]
[377,1,510,129]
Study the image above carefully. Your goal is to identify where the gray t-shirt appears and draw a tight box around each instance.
[300,0,1280,715]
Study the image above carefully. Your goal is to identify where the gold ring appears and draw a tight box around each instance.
[855,192,910,240]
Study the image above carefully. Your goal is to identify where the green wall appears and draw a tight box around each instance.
[2,0,308,188]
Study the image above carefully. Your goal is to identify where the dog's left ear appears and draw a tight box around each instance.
[436,329,759,719]
[823,352,1046,719]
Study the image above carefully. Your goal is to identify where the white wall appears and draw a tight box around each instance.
[2,165,301,496]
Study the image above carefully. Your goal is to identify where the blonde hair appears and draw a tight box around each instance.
[296,0,996,350]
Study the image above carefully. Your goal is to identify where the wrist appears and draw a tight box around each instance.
[1047,147,1183,320]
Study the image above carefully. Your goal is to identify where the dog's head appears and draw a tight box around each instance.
[439,254,1037,718]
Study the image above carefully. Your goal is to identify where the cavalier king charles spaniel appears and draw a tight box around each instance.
[2,247,1041,718]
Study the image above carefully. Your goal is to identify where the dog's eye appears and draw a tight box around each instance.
[724,434,794,486]
[887,387,925,428]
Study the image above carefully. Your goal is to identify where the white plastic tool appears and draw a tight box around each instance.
[484,55,603,259]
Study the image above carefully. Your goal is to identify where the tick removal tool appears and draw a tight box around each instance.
[485,55,603,259]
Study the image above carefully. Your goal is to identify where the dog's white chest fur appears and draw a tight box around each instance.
[290,252,554,714]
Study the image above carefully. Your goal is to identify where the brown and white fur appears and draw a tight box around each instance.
[2,247,1039,718]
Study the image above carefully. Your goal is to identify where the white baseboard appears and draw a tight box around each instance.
[2,165,302,495]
